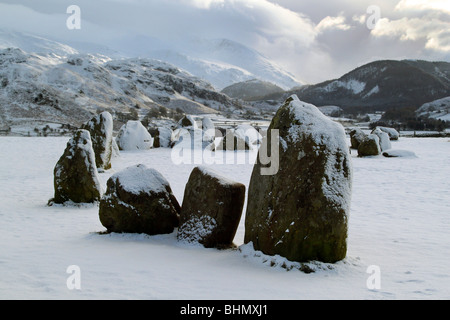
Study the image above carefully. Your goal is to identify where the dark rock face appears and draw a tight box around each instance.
[244,95,352,263]
[358,134,381,157]
[178,167,246,248]
[350,128,367,150]
[99,164,180,235]
[149,127,172,148]
[52,129,102,204]
[81,111,114,170]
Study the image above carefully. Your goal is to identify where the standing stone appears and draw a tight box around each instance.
[371,127,392,151]
[202,117,215,143]
[358,134,381,157]
[116,121,154,151]
[178,115,198,129]
[349,128,367,150]
[99,164,180,235]
[52,129,102,204]
[377,126,399,141]
[178,166,246,248]
[149,127,172,148]
[81,111,114,170]
[244,95,352,263]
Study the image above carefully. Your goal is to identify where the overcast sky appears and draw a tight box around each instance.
[0,0,449,84]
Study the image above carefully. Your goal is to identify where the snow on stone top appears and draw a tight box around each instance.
[284,95,352,210]
[286,95,348,149]
[111,164,170,195]
[197,166,242,187]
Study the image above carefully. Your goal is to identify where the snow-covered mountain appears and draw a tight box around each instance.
[416,96,450,122]
[147,39,301,90]
[221,79,284,101]
[0,45,240,131]
[0,30,301,91]
[288,60,450,111]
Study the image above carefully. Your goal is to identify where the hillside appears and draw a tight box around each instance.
[289,60,450,112]
[0,47,242,133]
[221,79,284,101]
[147,38,302,91]
[416,96,450,122]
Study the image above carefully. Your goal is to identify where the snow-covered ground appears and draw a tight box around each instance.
[0,136,449,300]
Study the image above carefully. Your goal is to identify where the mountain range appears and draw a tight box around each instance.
[1,29,449,133]
[252,59,450,113]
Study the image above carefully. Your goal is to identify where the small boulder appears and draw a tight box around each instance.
[116,121,153,151]
[171,128,215,151]
[178,115,198,129]
[235,124,263,146]
[201,117,215,143]
[371,127,392,151]
[358,134,381,157]
[349,128,367,150]
[377,126,399,141]
[149,126,172,148]
[81,111,114,170]
[52,130,102,204]
[99,164,180,235]
[244,95,352,263]
[382,150,417,158]
[177,166,246,248]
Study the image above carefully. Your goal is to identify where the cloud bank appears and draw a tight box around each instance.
[0,0,448,84]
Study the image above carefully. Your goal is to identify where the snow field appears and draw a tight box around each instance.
[0,137,449,299]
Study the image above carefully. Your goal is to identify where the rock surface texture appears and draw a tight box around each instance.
[99,164,180,235]
[178,167,246,248]
[53,129,102,204]
[244,95,352,263]
[81,111,114,170]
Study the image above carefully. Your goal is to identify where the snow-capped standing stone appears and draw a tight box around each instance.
[149,126,173,148]
[349,128,367,150]
[99,164,180,235]
[235,124,263,146]
[51,129,102,204]
[244,95,353,263]
[116,121,153,151]
[178,166,246,248]
[377,126,399,141]
[177,115,198,129]
[382,149,417,158]
[201,117,215,143]
[371,127,392,151]
[81,111,114,170]
[358,134,381,157]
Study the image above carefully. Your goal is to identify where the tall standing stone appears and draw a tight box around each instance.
[81,111,114,170]
[244,95,352,263]
[52,129,103,204]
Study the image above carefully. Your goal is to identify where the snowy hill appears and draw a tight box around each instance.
[221,79,285,101]
[0,29,301,91]
[0,29,78,57]
[0,46,240,132]
[143,38,301,91]
[416,96,450,122]
[289,60,450,112]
